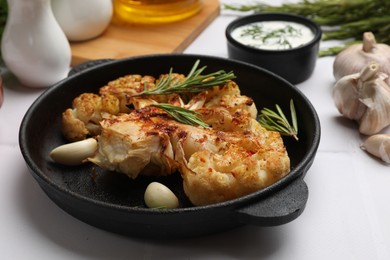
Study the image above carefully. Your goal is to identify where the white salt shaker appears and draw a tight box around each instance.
[51,0,113,42]
[1,0,71,88]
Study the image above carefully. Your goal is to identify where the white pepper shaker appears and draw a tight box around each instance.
[51,0,113,42]
[1,0,71,88]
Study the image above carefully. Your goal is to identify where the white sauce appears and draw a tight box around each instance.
[231,21,315,50]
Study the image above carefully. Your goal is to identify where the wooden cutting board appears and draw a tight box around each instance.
[70,0,220,65]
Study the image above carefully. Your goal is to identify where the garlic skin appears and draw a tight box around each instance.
[361,134,390,163]
[332,62,390,135]
[333,32,390,84]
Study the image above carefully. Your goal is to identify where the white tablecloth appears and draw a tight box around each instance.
[1,1,389,259]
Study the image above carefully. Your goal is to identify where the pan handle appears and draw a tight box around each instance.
[234,178,308,226]
[68,59,115,77]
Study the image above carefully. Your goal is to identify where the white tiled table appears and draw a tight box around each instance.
[1,1,389,259]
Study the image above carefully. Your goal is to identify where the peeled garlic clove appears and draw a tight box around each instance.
[361,134,390,163]
[144,182,179,209]
[50,138,98,165]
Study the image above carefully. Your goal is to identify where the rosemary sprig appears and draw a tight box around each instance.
[133,60,236,96]
[152,103,209,128]
[258,99,298,141]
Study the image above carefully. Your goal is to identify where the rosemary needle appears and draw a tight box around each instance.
[258,99,299,141]
[152,103,209,128]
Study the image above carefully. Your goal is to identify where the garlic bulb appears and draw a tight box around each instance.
[361,134,390,163]
[332,62,390,135]
[333,32,390,84]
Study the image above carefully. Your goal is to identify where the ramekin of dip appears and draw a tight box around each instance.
[226,13,322,84]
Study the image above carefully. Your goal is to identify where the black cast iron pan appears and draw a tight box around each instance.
[19,54,321,239]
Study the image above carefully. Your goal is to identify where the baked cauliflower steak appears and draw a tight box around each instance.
[61,72,290,206]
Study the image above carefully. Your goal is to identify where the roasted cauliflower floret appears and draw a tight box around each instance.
[88,107,179,178]
[181,147,289,206]
[175,123,289,206]
[99,74,156,113]
[62,93,120,141]
[62,73,190,141]
[186,81,257,132]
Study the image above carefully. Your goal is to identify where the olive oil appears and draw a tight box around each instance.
[113,0,202,25]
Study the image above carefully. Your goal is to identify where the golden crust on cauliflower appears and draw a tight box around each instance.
[88,107,179,179]
[62,73,189,142]
[99,74,155,113]
[88,105,289,206]
[62,93,121,141]
[176,123,289,206]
